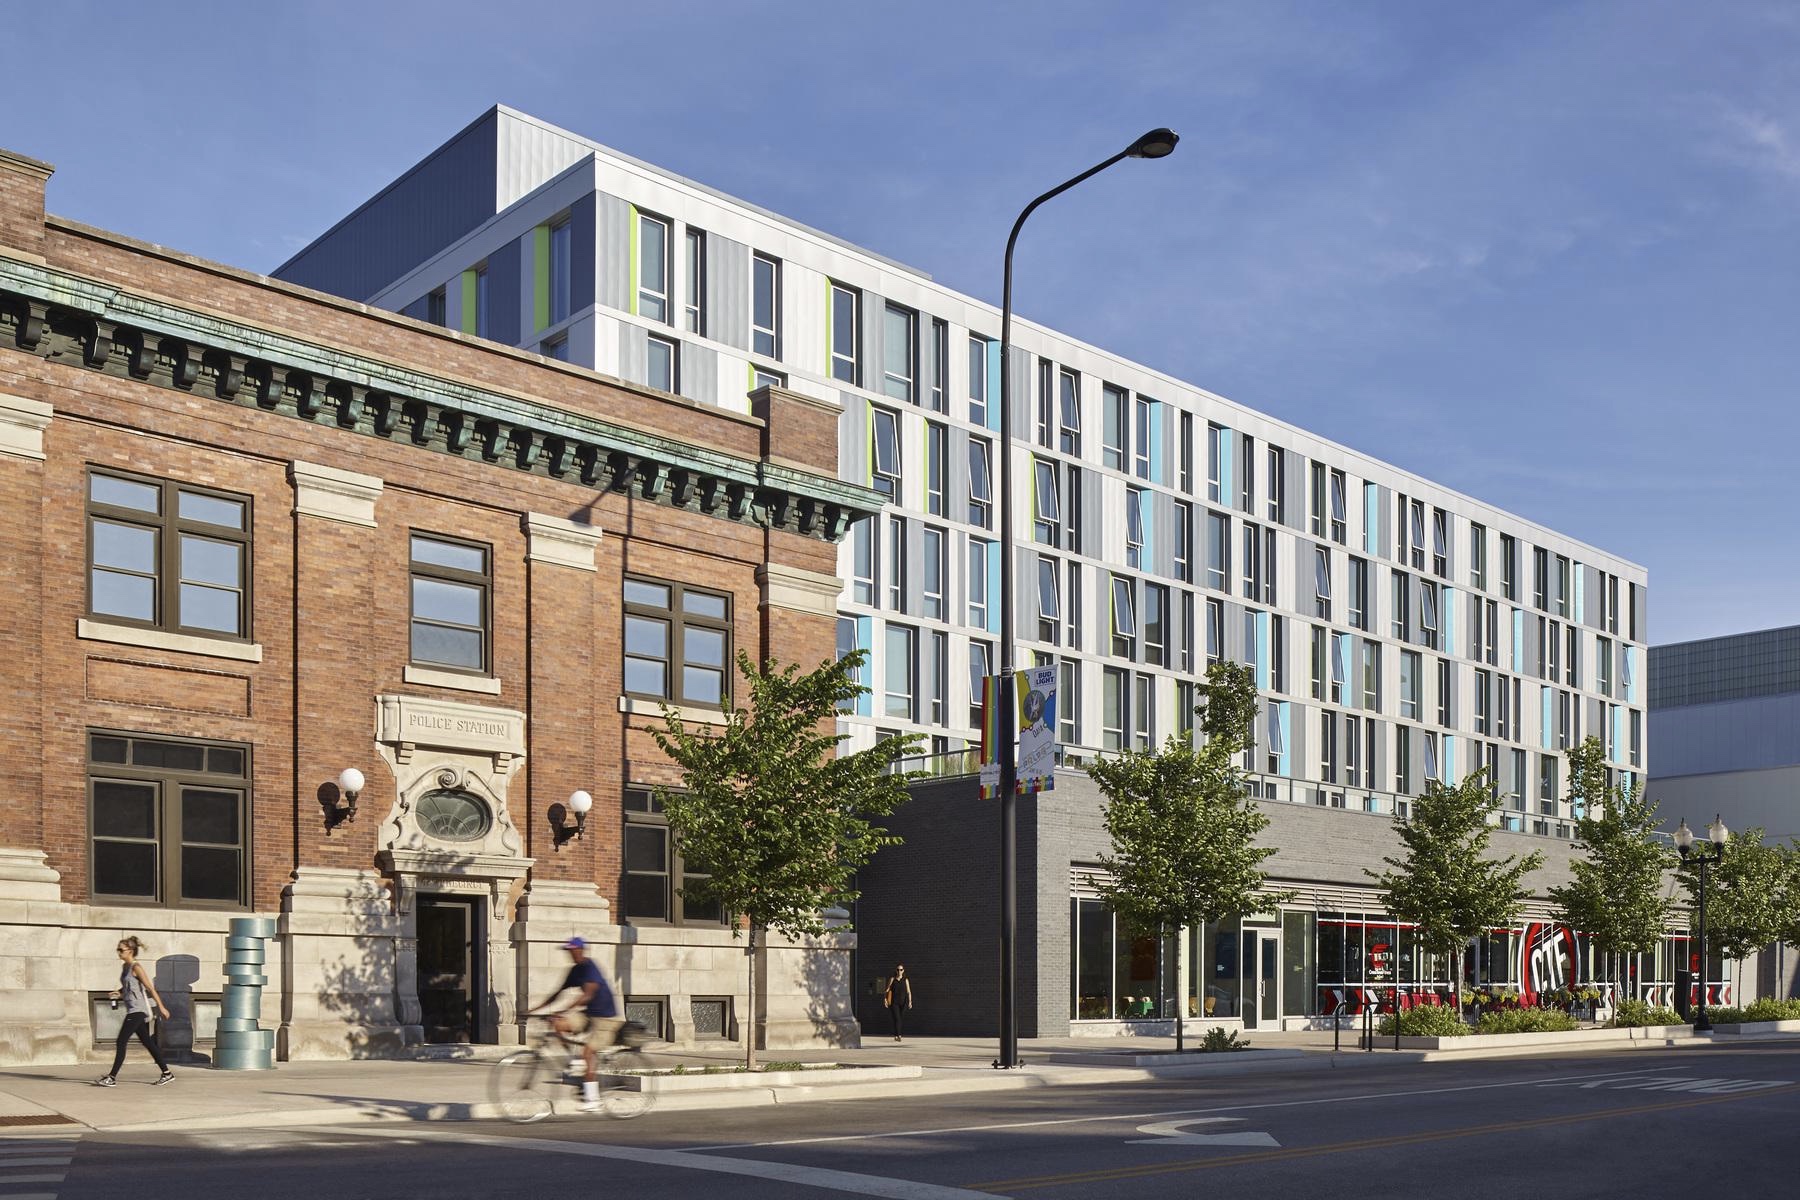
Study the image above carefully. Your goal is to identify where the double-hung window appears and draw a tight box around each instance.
[637,211,671,322]
[925,422,946,516]
[1265,446,1285,523]
[1392,570,1411,642]
[752,253,781,358]
[89,730,249,908]
[1205,511,1230,591]
[623,578,731,709]
[88,471,252,640]
[830,282,861,385]
[852,520,877,605]
[887,516,907,612]
[1133,396,1153,479]
[1420,580,1440,650]
[883,303,917,402]
[1205,597,1225,666]
[410,533,490,673]
[870,407,901,499]
[1348,556,1369,631]
[921,527,946,621]
[1143,583,1168,667]
[968,438,993,528]
[1400,651,1421,720]
[1173,501,1193,582]
[623,788,724,926]
[968,538,990,628]
[1470,523,1488,590]
[885,624,917,719]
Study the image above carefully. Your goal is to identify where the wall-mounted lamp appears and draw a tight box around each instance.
[554,789,593,848]
[326,767,364,829]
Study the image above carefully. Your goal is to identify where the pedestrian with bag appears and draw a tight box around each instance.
[883,964,913,1042]
[97,935,174,1087]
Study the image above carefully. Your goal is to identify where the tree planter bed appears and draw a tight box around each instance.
[1380,1025,1705,1052]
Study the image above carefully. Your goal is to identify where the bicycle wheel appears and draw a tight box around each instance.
[599,1049,654,1120]
[490,1049,555,1124]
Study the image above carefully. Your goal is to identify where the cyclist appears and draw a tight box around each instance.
[534,936,622,1111]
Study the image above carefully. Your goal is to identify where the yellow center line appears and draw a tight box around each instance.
[973,1083,1800,1192]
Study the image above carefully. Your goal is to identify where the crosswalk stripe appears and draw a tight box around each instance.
[0,1174,66,1184]
[0,1157,70,1167]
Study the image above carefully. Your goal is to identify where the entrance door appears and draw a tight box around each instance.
[1242,931,1280,1030]
[417,895,482,1043]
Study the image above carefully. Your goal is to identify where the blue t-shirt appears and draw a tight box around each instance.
[563,959,618,1018]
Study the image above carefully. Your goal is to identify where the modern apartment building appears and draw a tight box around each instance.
[278,106,1657,1031]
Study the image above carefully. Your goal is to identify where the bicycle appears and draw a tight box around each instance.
[489,1016,656,1123]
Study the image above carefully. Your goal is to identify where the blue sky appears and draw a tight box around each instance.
[7,0,1797,644]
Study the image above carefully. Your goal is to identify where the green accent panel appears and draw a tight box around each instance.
[459,270,478,335]
[865,399,875,486]
[628,204,640,316]
[533,224,550,332]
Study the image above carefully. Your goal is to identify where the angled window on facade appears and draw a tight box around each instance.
[637,211,671,323]
[921,526,946,621]
[1038,557,1062,645]
[1110,575,1136,657]
[752,253,781,358]
[1059,369,1081,455]
[88,471,252,640]
[1034,458,1061,545]
[410,533,490,673]
[968,438,993,528]
[89,731,249,909]
[830,282,861,384]
[623,577,730,709]
[1125,487,1144,569]
[870,407,901,499]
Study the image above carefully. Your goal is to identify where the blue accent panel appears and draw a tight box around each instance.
[854,616,872,717]
[1255,611,1271,691]
[1513,610,1525,672]
[1541,686,1553,750]
[1574,563,1586,625]
[1442,587,1457,654]
[570,192,597,317]
[485,238,523,345]
[1148,400,1165,485]
[1277,702,1291,776]
[1624,646,1638,703]
[1218,425,1232,506]
[1363,483,1379,553]
[987,548,1002,634]
[1612,704,1624,763]
[1444,734,1457,783]
[985,340,1002,432]
[274,108,500,299]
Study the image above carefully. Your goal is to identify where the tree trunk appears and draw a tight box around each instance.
[1172,926,1184,1053]
[745,923,760,1072]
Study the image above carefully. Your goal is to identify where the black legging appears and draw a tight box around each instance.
[890,1004,907,1038]
[111,1012,168,1076]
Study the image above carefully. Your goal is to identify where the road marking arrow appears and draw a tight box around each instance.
[1129,1118,1281,1148]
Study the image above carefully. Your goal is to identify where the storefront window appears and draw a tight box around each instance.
[1071,897,1174,1020]
[1282,911,1314,1018]
[1073,898,1111,1020]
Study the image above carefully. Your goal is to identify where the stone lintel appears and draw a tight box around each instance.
[523,512,603,571]
[756,562,844,617]
[290,460,383,527]
[0,393,52,462]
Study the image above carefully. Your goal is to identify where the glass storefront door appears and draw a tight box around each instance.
[1242,930,1280,1029]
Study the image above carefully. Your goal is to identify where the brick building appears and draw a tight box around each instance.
[0,145,878,1065]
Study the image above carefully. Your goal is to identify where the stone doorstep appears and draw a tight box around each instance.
[617,1063,922,1093]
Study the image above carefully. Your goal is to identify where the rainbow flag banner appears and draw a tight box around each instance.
[978,665,1058,798]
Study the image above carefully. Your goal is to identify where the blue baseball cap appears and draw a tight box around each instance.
[563,937,586,950]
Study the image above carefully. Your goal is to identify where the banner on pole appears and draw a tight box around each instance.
[978,666,1058,799]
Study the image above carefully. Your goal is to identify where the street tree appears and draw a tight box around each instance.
[649,649,919,1069]
[1675,825,1798,964]
[1086,661,1290,1050]
[1547,737,1675,1000]
[1369,770,1544,1011]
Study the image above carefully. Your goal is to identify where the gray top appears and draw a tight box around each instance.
[120,962,151,1016]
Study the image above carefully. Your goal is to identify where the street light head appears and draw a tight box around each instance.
[1673,819,1694,856]
[1126,128,1180,159]
[1707,814,1730,845]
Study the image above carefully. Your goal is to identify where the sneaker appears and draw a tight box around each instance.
[579,1098,602,1113]
[154,1071,175,1086]
[95,1075,116,1087]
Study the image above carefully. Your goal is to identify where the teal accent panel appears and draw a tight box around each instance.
[1574,563,1586,625]
[987,548,1002,634]
[1255,611,1271,691]
[855,616,872,717]
[1513,609,1525,671]
[1443,586,1457,652]
[1363,483,1379,553]
[1445,734,1457,783]
[985,340,1002,432]
[1277,702,1291,776]
[1612,704,1624,763]
[1141,490,1155,569]
[1218,424,1233,507]
[1148,400,1165,485]
[1541,686,1553,750]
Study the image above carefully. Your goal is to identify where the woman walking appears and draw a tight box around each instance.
[883,964,913,1042]
[97,936,174,1087]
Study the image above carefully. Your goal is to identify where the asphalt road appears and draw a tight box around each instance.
[22,1044,1800,1199]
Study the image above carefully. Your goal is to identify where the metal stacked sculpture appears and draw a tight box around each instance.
[215,915,276,1070]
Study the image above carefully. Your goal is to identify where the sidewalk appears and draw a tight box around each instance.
[0,1031,1375,1134]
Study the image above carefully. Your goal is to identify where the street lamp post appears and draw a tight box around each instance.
[994,127,1178,1070]
[1673,815,1730,1034]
